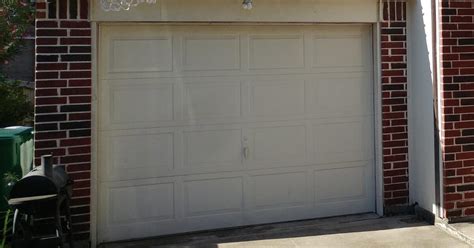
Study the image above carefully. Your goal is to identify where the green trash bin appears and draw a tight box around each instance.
[0,126,34,211]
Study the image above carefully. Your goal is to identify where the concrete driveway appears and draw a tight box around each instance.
[100,214,469,248]
[448,222,474,246]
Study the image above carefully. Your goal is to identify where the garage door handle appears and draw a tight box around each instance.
[243,146,249,160]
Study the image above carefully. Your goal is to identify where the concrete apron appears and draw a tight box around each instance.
[437,220,474,247]
[99,213,470,248]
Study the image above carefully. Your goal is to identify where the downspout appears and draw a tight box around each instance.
[431,0,443,218]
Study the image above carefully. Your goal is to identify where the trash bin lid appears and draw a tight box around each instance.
[0,126,33,142]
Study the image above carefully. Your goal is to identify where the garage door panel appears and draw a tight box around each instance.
[99,177,182,240]
[245,205,312,226]
[311,25,370,69]
[102,221,181,243]
[107,182,175,224]
[183,129,242,169]
[249,34,305,70]
[314,199,373,218]
[182,213,244,235]
[109,37,173,73]
[309,75,372,118]
[249,124,307,167]
[244,167,315,214]
[251,172,308,209]
[184,177,244,217]
[105,131,174,181]
[99,129,176,181]
[182,35,241,71]
[183,81,242,120]
[313,120,371,164]
[315,166,368,202]
[107,83,174,125]
[312,36,366,68]
[249,79,306,118]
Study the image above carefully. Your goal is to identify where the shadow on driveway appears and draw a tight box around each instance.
[100,213,469,248]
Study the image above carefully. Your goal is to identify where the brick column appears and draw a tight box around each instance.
[35,0,91,239]
[440,1,474,220]
[381,0,410,209]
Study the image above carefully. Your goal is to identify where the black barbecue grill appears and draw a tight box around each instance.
[8,155,74,248]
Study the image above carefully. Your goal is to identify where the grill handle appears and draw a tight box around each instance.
[41,154,53,178]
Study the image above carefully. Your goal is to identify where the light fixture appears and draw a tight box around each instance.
[242,0,253,10]
[100,0,157,11]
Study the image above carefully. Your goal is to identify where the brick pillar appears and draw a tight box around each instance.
[35,0,91,240]
[381,0,409,208]
[440,1,474,220]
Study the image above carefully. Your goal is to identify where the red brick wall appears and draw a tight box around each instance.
[35,0,91,240]
[381,0,410,208]
[440,1,474,220]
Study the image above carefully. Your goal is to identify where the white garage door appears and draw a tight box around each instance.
[98,24,375,242]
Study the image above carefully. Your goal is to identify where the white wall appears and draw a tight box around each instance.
[407,0,437,214]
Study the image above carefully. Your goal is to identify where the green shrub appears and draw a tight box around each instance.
[0,74,33,127]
